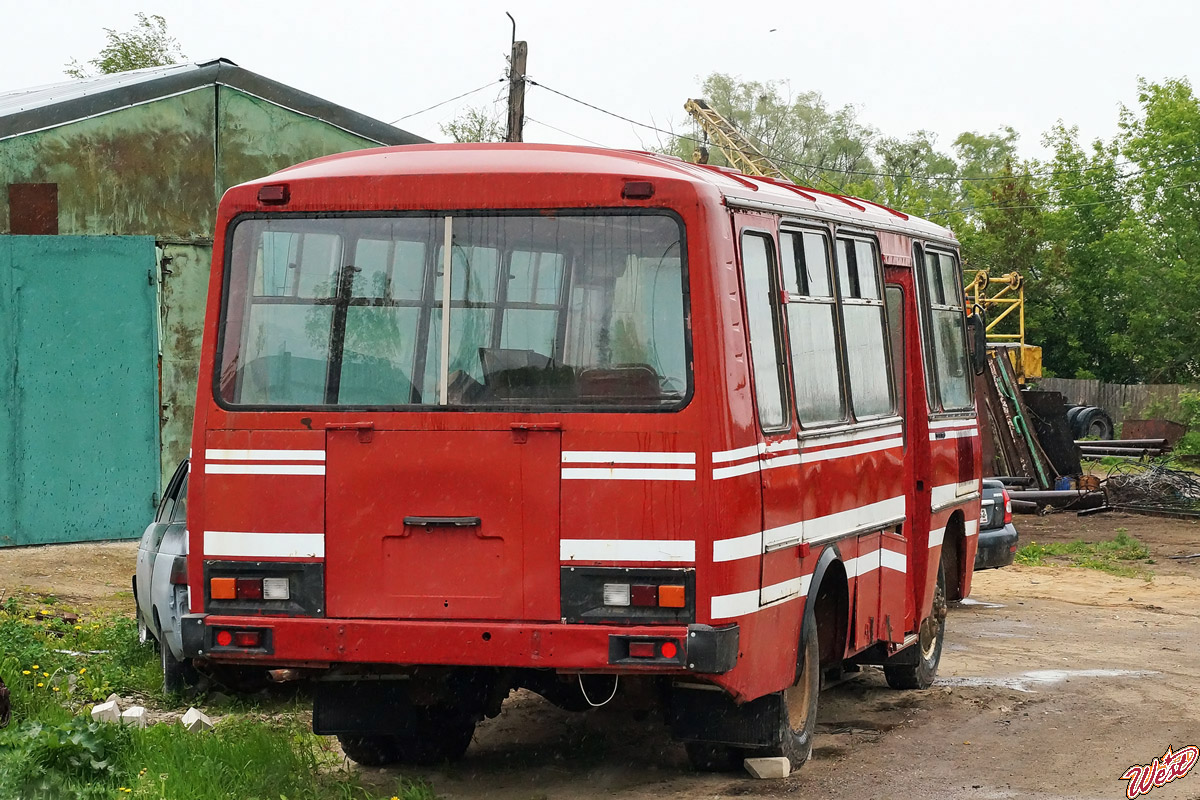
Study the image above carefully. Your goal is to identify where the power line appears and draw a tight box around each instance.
[524,79,849,194]
[525,116,609,148]
[389,78,505,124]
[527,77,1200,190]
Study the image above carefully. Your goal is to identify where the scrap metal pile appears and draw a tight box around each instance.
[975,352,1197,518]
[1104,463,1200,518]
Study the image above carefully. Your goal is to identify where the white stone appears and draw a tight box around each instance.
[744,756,791,779]
[90,699,120,724]
[180,707,213,732]
[120,706,147,728]
[106,693,120,704]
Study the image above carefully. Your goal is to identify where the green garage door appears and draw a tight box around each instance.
[0,236,160,546]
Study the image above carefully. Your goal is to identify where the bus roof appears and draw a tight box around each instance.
[256,143,957,244]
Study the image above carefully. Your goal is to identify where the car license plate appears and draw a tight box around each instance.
[979,507,989,525]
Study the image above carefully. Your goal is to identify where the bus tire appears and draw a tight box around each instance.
[757,626,820,769]
[884,561,947,690]
[340,707,477,766]
[337,734,402,767]
[684,742,744,772]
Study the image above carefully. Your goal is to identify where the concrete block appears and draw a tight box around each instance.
[90,699,120,724]
[106,693,120,705]
[744,756,791,779]
[180,707,213,733]
[120,706,147,728]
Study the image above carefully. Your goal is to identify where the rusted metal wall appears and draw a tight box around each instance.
[2,86,384,493]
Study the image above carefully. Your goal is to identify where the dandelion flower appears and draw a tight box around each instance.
[79,668,86,674]
[52,687,60,692]
[36,682,43,687]
[21,670,30,675]
[42,672,48,678]
[31,664,38,670]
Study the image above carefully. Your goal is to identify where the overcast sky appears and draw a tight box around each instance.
[3,0,1196,162]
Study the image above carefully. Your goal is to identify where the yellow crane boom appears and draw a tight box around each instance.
[684,98,790,181]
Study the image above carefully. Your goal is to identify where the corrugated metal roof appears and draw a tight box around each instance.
[0,61,212,118]
[0,58,427,146]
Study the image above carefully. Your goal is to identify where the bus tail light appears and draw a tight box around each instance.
[210,577,236,600]
[235,579,263,600]
[262,578,290,600]
[658,585,686,608]
[566,568,695,624]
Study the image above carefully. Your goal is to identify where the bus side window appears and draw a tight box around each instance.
[835,237,894,419]
[740,231,790,430]
[921,248,972,411]
[781,230,844,425]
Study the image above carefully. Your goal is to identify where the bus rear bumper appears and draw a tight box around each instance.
[181,614,738,674]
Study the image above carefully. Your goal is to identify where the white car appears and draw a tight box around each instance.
[133,459,193,692]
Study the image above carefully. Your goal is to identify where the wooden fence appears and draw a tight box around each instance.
[1034,378,1199,424]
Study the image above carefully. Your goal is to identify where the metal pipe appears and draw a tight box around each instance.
[1078,447,1161,458]
[1007,489,1106,510]
[1074,438,1167,448]
[993,475,1035,486]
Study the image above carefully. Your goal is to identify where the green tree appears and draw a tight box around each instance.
[439,105,505,143]
[1115,78,1200,382]
[65,13,185,78]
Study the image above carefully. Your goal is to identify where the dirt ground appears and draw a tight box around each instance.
[2,513,1198,799]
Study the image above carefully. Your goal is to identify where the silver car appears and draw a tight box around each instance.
[134,459,192,692]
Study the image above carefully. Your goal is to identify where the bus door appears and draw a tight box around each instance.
[736,219,802,608]
[882,272,918,640]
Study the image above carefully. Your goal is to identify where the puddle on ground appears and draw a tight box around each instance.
[938,669,1158,693]
[957,598,1006,609]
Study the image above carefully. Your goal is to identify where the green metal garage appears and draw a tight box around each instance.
[0,59,425,546]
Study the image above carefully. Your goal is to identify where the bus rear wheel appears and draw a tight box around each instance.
[758,627,820,768]
[338,707,477,767]
[884,561,947,690]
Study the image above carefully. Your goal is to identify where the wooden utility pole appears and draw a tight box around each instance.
[506,39,527,142]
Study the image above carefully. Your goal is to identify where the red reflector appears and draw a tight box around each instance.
[622,180,654,199]
[233,631,261,648]
[236,578,263,600]
[257,184,289,204]
[630,584,657,607]
[660,641,678,659]
[628,641,656,658]
[215,630,233,647]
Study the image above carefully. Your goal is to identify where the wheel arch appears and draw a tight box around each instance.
[942,511,967,601]
[801,545,850,671]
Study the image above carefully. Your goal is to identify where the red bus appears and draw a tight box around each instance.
[182,144,983,771]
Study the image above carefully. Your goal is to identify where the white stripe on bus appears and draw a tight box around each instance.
[204,531,325,559]
[928,418,978,430]
[798,436,903,465]
[559,539,695,562]
[205,449,326,461]
[205,463,325,476]
[713,496,907,562]
[711,574,812,619]
[561,467,695,481]
[561,451,696,465]
[928,428,979,441]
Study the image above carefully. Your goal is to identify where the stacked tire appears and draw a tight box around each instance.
[1066,405,1114,440]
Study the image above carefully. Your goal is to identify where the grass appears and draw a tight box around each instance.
[1014,529,1154,579]
[0,596,437,800]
